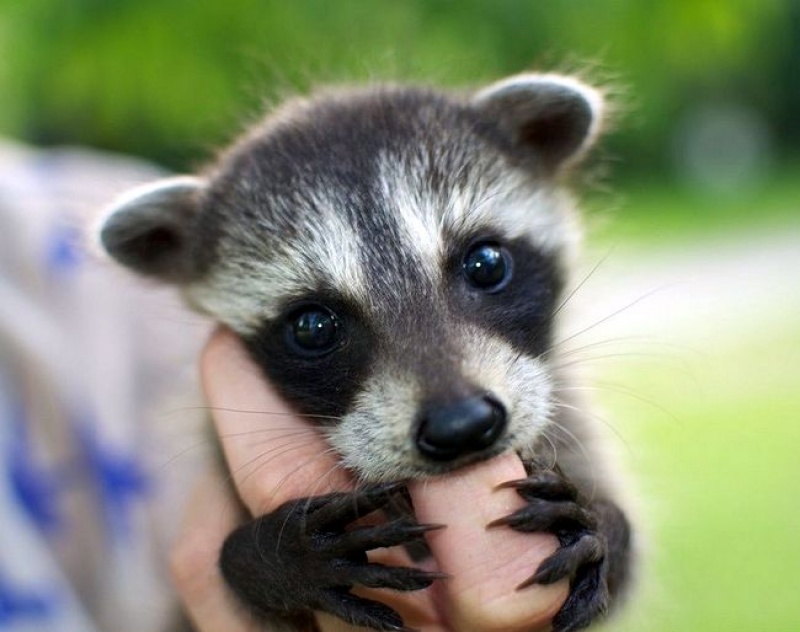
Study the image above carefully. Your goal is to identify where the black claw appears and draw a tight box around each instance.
[485,514,511,529]
[528,554,571,586]
[488,498,596,533]
[489,470,617,632]
[520,534,605,588]
[496,471,578,502]
[308,483,405,529]
[349,564,449,591]
[320,590,409,631]
[221,484,440,631]
[551,561,609,632]
[332,520,444,555]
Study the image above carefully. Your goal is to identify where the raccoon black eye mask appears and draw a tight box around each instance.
[98,73,634,631]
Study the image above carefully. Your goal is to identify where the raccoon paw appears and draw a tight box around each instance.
[490,471,609,632]
[220,482,443,631]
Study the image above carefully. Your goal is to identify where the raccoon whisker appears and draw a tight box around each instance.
[551,285,673,350]
[536,428,560,470]
[554,381,680,426]
[305,456,349,502]
[244,432,326,453]
[272,450,345,553]
[550,250,615,326]
[275,453,343,533]
[222,427,320,443]
[543,412,590,462]
[551,398,633,459]
[547,334,673,360]
[217,429,321,446]
[253,446,345,560]
[269,457,345,561]
[512,324,551,366]
[231,437,327,488]
[511,250,615,367]
[552,350,676,370]
[159,405,345,423]
[243,440,337,491]
[157,439,217,472]
[551,339,699,385]
[543,413,599,500]
[541,335,683,368]
[268,445,342,510]
[555,380,677,408]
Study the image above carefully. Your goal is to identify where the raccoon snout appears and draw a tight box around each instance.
[415,395,507,461]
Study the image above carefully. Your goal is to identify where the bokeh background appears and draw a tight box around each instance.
[1,1,798,630]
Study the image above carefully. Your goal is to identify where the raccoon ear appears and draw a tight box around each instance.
[97,176,206,283]
[473,73,604,172]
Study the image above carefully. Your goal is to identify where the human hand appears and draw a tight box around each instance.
[171,327,568,631]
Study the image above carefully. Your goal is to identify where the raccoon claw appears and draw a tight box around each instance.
[486,497,596,533]
[518,533,604,588]
[348,564,449,591]
[496,471,579,501]
[550,558,609,632]
[220,484,438,629]
[331,519,445,556]
[318,590,412,631]
[302,481,406,529]
[495,471,610,632]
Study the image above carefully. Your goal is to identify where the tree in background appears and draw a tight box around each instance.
[0,0,794,179]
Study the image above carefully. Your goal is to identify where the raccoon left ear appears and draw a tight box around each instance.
[97,176,206,283]
[473,73,604,172]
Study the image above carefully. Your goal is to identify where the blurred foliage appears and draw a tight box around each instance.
[0,0,797,174]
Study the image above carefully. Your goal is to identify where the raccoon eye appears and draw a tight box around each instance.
[286,306,340,355]
[463,242,512,291]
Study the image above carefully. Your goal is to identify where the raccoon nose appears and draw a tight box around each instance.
[416,395,507,461]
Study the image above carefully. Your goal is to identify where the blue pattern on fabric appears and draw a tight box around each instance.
[45,223,83,273]
[0,570,59,626]
[6,405,63,533]
[76,421,150,539]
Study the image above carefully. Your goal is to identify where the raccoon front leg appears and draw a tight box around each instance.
[220,482,443,631]
[490,471,632,632]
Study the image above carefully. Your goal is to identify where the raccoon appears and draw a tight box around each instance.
[98,73,633,632]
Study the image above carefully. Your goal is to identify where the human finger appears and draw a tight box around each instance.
[411,452,569,632]
[200,327,353,515]
[170,469,261,632]
[200,329,439,631]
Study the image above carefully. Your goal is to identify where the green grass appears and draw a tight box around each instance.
[594,272,800,630]
[570,168,800,629]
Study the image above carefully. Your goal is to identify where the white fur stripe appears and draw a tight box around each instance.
[185,211,368,334]
[376,153,443,280]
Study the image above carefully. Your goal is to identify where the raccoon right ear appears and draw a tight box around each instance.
[97,176,206,283]
[473,73,604,173]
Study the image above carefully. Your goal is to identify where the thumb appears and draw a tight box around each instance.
[409,452,568,632]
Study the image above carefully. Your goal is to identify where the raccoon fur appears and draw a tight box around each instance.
[98,73,633,632]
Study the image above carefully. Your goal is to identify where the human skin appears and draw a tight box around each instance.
[170,327,568,632]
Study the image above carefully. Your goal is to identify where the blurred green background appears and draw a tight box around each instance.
[2,1,798,630]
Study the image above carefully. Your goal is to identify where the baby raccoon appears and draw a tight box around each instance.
[99,73,633,632]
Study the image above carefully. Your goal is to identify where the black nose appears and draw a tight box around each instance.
[416,395,507,461]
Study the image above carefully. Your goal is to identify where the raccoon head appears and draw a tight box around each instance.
[98,73,605,483]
